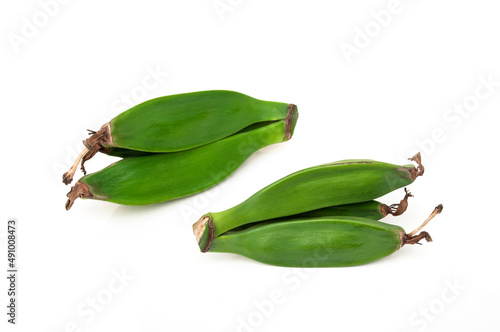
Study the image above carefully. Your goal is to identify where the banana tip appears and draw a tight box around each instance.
[62,172,73,185]
[284,104,298,141]
[436,204,443,213]
[192,215,214,252]
[408,152,424,180]
[65,181,94,211]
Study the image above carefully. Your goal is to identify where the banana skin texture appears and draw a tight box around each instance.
[209,217,405,267]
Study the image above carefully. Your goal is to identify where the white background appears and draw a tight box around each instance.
[1,0,499,331]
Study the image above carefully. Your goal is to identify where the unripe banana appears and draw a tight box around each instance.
[65,118,296,210]
[193,154,424,249]
[63,90,297,184]
[288,188,413,221]
[204,205,442,267]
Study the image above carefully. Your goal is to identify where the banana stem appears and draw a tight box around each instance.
[193,216,210,244]
[408,204,443,237]
[284,104,298,141]
[62,147,89,185]
[409,152,425,180]
[193,215,215,252]
[400,204,443,247]
[381,188,413,217]
[65,181,94,210]
[62,123,113,185]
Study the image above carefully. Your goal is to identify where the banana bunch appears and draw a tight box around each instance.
[64,90,298,210]
[62,88,443,268]
[193,153,443,267]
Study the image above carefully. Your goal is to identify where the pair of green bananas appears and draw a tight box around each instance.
[64,90,298,210]
[192,153,442,267]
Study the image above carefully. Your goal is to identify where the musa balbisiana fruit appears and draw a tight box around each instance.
[193,153,424,250]
[285,188,413,221]
[203,205,442,267]
[63,90,298,184]
[65,117,297,210]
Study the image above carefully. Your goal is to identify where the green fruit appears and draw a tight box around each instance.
[63,90,297,184]
[65,118,296,210]
[108,90,294,152]
[290,188,413,220]
[204,205,442,267]
[193,154,424,249]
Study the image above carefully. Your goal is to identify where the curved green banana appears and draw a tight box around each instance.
[193,154,424,249]
[110,91,293,151]
[205,205,442,267]
[289,188,413,221]
[224,189,412,234]
[65,118,296,210]
[63,90,297,184]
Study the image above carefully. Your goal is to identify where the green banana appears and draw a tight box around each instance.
[193,154,424,250]
[65,119,296,210]
[204,205,442,267]
[63,90,297,184]
[224,188,412,235]
[289,188,413,221]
